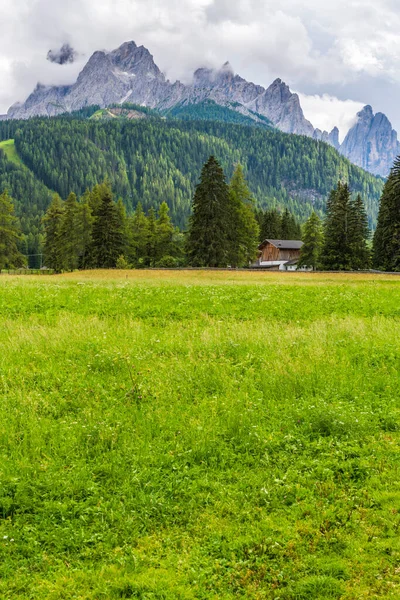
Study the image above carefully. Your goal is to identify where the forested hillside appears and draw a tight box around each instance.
[0,112,384,264]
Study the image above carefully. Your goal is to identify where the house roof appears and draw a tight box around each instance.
[258,239,303,250]
[284,258,300,266]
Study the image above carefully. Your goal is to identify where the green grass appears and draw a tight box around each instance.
[1,270,400,599]
[0,139,24,166]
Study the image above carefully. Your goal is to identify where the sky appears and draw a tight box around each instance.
[0,0,399,137]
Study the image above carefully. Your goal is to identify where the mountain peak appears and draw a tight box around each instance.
[357,105,374,122]
[341,104,399,177]
[5,39,398,176]
[221,61,233,72]
[113,40,138,53]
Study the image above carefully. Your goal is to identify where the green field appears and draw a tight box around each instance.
[1,270,400,599]
[0,139,24,166]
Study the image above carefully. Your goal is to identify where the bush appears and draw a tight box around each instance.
[155,255,178,268]
[116,255,131,270]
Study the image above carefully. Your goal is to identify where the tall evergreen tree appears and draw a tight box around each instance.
[261,209,281,241]
[349,194,370,270]
[58,192,80,271]
[0,190,26,270]
[297,211,323,270]
[155,202,175,263]
[128,202,149,267]
[321,182,353,270]
[115,198,129,258]
[91,184,125,268]
[373,157,400,271]
[146,207,157,267]
[186,156,231,267]
[281,208,301,239]
[228,164,259,266]
[76,194,94,270]
[43,193,65,272]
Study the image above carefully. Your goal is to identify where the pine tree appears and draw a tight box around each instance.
[128,202,149,267]
[281,208,301,239]
[186,156,231,267]
[297,211,323,270]
[0,190,26,270]
[373,157,400,271]
[43,193,65,272]
[261,209,281,241]
[228,164,259,266]
[349,194,370,270]
[146,207,157,267]
[321,182,353,270]
[91,184,125,268]
[58,192,80,271]
[116,198,128,258]
[76,195,94,270]
[155,202,175,264]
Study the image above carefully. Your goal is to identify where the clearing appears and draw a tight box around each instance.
[0,139,24,166]
[1,270,400,599]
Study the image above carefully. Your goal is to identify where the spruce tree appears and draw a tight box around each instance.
[115,198,128,259]
[297,211,323,270]
[0,190,26,270]
[128,202,149,267]
[146,207,157,267]
[186,156,231,267]
[321,182,353,270]
[91,184,125,268]
[373,157,400,271]
[349,194,370,270]
[58,192,80,272]
[76,195,94,270]
[228,164,259,266]
[155,202,175,264]
[281,208,301,239]
[261,209,281,241]
[43,193,65,272]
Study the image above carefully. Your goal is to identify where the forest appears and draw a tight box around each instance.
[0,108,384,265]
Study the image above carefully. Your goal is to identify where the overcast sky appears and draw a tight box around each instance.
[1,0,399,137]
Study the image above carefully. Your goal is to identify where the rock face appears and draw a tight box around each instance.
[6,40,400,176]
[6,41,316,138]
[339,106,400,177]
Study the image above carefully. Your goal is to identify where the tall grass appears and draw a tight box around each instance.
[1,272,400,598]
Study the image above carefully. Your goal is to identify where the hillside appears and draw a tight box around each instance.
[0,113,384,265]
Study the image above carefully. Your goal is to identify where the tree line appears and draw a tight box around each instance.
[298,182,370,270]
[0,110,383,267]
[300,158,400,272]
[2,153,400,272]
[42,182,184,271]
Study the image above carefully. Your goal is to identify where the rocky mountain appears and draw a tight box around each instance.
[339,106,400,178]
[6,40,400,176]
[6,41,316,138]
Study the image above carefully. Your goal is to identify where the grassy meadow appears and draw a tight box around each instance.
[1,270,400,599]
[0,140,23,167]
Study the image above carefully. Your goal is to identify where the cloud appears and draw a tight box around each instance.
[297,93,365,143]
[0,0,399,130]
[47,43,77,65]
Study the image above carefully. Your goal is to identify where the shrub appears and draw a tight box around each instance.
[155,255,178,268]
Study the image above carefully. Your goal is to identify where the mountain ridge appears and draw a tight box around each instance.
[5,40,400,176]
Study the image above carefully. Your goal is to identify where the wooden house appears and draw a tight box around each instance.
[255,239,308,270]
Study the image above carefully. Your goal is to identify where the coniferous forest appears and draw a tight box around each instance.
[0,109,384,265]
[3,106,400,271]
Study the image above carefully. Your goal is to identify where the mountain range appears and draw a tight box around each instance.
[4,40,400,177]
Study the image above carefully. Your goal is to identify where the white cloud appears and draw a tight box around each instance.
[298,93,365,143]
